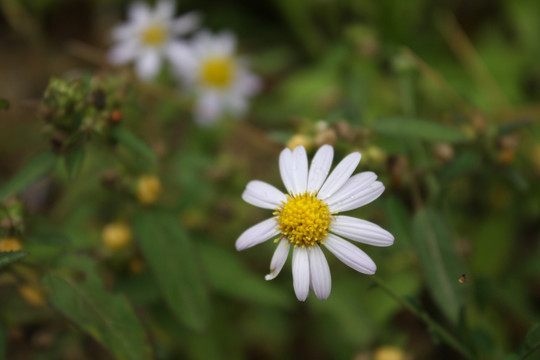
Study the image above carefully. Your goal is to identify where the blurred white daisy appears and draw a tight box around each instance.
[108,1,199,80]
[174,31,260,125]
[236,145,394,301]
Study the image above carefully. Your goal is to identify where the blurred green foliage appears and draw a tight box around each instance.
[0,0,540,359]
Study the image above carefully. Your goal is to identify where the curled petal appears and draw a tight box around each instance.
[265,239,290,280]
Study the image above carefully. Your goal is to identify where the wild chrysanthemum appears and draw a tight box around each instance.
[108,1,199,80]
[173,31,260,125]
[236,145,394,301]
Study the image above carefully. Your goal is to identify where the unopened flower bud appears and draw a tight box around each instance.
[110,110,123,123]
[315,128,337,147]
[18,285,46,307]
[287,134,311,151]
[374,346,405,360]
[102,222,132,250]
[136,175,162,205]
[433,143,454,163]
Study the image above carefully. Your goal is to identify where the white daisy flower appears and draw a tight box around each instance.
[236,145,394,301]
[108,1,200,80]
[174,30,260,126]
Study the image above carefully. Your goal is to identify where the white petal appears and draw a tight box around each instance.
[225,93,248,117]
[308,246,331,300]
[265,239,290,280]
[171,11,201,34]
[107,40,138,65]
[111,24,136,41]
[155,0,175,20]
[279,148,295,194]
[242,180,287,209]
[235,71,261,96]
[329,181,385,213]
[324,234,376,274]
[214,31,236,55]
[292,247,310,301]
[307,145,334,193]
[317,152,362,200]
[331,215,394,247]
[195,91,223,125]
[292,146,308,194]
[325,172,377,208]
[235,218,279,251]
[166,41,197,74]
[135,51,161,80]
[128,2,151,23]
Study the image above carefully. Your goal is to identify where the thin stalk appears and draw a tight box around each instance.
[371,275,474,360]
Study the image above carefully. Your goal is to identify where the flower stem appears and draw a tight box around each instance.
[371,275,474,360]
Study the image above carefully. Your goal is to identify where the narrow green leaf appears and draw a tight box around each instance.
[374,117,470,143]
[133,209,210,331]
[199,243,292,309]
[0,99,9,110]
[0,251,28,268]
[0,151,57,200]
[64,146,85,179]
[43,267,152,360]
[113,127,156,163]
[412,208,464,323]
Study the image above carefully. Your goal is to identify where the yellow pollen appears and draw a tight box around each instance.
[200,57,235,88]
[141,24,166,46]
[274,192,333,248]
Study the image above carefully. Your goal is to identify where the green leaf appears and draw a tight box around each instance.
[133,209,210,332]
[0,99,9,110]
[113,127,156,163]
[199,243,292,309]
[0,151,57,200]
[43,264,152,360]
[373,117,470,143]
[412,208,464,323]
[0,251,28,268]
[64,146,85,179]
[0,323,6,360]
[438,151,481,181]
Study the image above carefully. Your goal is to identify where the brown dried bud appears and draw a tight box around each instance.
[110,110,123,123]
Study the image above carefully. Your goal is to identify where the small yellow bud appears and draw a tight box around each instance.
[18,284,46,307]
[374,346,406,360]
[365,146,388,165]
[287,134,312,151]
[0,237,22,252]
[102,222,132,250]
[136,175,162,205]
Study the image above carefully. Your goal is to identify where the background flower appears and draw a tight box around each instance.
[173,30,260,125]
[108,0,200,80]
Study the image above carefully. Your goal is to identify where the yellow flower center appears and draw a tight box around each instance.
[141,24,167,46]
[274,192,333,248]
[200,57,235,88]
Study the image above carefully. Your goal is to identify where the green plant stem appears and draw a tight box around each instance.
[371,275,474,360]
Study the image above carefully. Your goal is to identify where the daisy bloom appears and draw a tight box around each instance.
[174,31,260,125]
[236,145,394,301]
[108,1,200,80]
